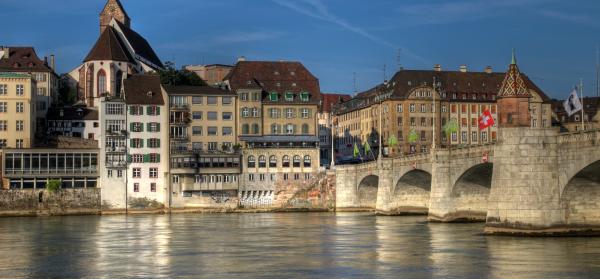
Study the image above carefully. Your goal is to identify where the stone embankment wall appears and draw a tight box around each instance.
[274,171,336,211]
[0,189,101,216]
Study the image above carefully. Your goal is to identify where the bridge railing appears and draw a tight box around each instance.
[558,129,599,145]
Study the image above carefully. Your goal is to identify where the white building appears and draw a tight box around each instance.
[46,105,100,140]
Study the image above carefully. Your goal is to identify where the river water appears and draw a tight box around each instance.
[0,213,599,278]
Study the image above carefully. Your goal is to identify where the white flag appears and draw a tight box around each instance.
[563,89,582,116]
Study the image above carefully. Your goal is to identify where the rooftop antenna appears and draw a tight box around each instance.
[383,64,387,82]
[353,72,357,93]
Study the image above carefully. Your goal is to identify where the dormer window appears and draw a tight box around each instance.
[276,82,281,87]
[290,71,295,76]
[408,81,412,86]
[285,92,294,101]
[292,83,296,87]
[274,71,279,75]
[270,92,278,101]
[300,92,309,102]
[246,80,252,85]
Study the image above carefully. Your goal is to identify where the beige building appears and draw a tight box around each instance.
[0,73,37,148]
[335,61,552,159]
[165,85,241,206]
[225,60,321,206]
[185,64,233,86]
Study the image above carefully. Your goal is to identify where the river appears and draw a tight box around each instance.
[0,213,599,278]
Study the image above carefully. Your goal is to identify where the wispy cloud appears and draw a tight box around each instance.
[213,31,284,44]
[538,10,600,28]
[158,30,284,51]
[272,0,427,64]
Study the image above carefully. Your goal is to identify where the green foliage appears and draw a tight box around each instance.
[46,179,61,192]
[128,197,164,209]
[388,134,398,147]
[158,61,207,86]
[407,129,418,144]
[58,76,77,105]
[443,118,459,136]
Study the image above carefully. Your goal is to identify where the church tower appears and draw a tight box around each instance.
[497,50,532,127]
[100,0,130,33]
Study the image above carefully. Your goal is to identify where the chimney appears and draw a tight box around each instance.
[44,56,48,66]
[484,66,492,74]
[237,56,246,62]
[433,64,442,72]
[50,55,55,71]
[459,65,468,73]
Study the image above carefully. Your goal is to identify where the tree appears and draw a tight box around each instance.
[58,75,77,105]
[46,179,61,192]
[158,61,207,86]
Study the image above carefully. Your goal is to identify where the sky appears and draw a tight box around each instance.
[2,0,600,99]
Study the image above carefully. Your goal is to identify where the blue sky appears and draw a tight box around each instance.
[2,0,600,98]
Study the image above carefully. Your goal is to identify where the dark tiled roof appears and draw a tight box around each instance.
[0,47,54,73]
[114,20,163,69]
[164,85,234,96]
[123,74,165,105]
[84,26,134,63]
[337,68,551,114]
[552,97,600,123]
[225,60,321,103]
[321,93,351,113]
[47,106,99,121]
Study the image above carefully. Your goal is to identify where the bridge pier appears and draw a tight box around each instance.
[427,149,457,222]
[485,128,566,235]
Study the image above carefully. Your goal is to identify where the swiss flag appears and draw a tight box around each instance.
[479,109,495,130]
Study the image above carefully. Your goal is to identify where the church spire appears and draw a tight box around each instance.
[100,0,131,33]
[498,49,530,98]
[511,48,516,65]
[496,49,532,127]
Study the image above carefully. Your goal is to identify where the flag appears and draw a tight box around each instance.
[563,89,582,116]
[443,118,458,136]
[364,141,371,154]
[353,143,360,159]
[478,109,495,130]
[407,129,418,144]
[388,134,398,147]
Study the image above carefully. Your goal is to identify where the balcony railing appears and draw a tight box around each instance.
[170,135,189,141]
[106,129,127,137]
[170,117,192,125]
[170,103,189,110]
[106,161,127,168]
[105,146,126,153]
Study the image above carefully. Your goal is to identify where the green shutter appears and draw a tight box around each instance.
[130,139,134,147]
[156,107,160,115]
[127,155,132,163]
[140,139,144,148]
[146,123,150,131]
[130,123,134,131]
[156,154,160,163]
[143,154,149,163]
[129,106,133,115]
[156,139,160,148]
[156,123,160,132]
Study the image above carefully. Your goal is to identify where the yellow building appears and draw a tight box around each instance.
[0,73,37,148]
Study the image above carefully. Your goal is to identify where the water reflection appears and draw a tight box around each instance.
[0,213,599,278]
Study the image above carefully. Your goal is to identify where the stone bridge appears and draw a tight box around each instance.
[336,128,600,235]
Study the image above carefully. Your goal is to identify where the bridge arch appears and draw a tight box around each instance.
[389,169,431,214]
[357,175,379,208]
[561,160,600,226]
[450,162,493,220]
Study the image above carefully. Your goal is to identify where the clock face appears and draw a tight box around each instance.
[107,3,118,15]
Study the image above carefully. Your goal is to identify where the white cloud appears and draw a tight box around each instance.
[538,10,600,28]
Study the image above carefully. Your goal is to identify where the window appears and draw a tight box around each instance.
[222,97,232,105]
[532,119,537,127]
[130,138,143,148]
[16,84,24,96]
[106,103,124,115]
[147,138,160,148]
[409,104,415,112]
[149,168,158,178]
[482,131,488,142]
[420,104,426,113]
[285,108,294,118]
[192,126,202,135]
[420,131,426,141]
[132,154,143,163]
[247,156,255,168]
[107,170,113,178]
[130,122,143,132]
[150,183,156,192]
[294,173,300,180]
[472,131,478,142]
[172,175,180,183]
[410,117,416,126]
[208,126,218,135]
[0,102,6,113]
[16,139,23,148]
[259,173,265,181]
[302,124,309,134]
[300,92,309,101]
[208,142,218,151]
[133,168,141,178]
[397,117,403,125]
[451,132,457,141]
[207,96,217,105]
[269,156,277,168]
[192,111,202,119]
[248,174,254,182]
[397,104,403,112]
[240,93,248,101]
[285,124,294,134]
[117,170,123,177]
[301,108,311,118]
[147,106,160,116]
[252,108,259,117]
[421,118,426,126]
[208,111,218,120]
[258,156,266,168]
[285,92,294,101]
[16,102,23,113]
[283,173,289,180]
[148,122,160,132]
[270,92,278,101]
[16,120,23,131]
[303,155,311,168]
[133,183,139,192]
[270,108,280,118]
[222,127,233,136]
[282,155,290,167]
[222,112,232,120]
[242,124,249,134]
[192,96,202,104]
[271,124,279,134]
[97,71,106,95]
[252,124,259,134]
[0,84,6,95]
[293,155,301,167]
[471,118,477,127]
[461,131,467,142]
[242,108,249,117]
[129,105,143,115]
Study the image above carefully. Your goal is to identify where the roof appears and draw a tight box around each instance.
[84,26,134,63]
[123,74,165,105]
[163,85,234,96]
[335,68,551,114]
[225,60,321,103]
[498,57,531,98]
[46,106,99,121]
[0,47,55,73]
[552,96,600,123]
[101,0,130,20]
[239,135,319,143]
[114,20,163,69]
[321,93,351,113]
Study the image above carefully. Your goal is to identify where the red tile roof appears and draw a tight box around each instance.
[321,93,351,112]
[0,47,55,73]
[84,26,134,63]
[123,74,165,105]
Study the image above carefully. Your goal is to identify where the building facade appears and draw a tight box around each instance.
[224,60,321,206]
[335,62,552,159]
[0,73,37,148]
[165,85,241,207]
[46,106,100,140]
[319,93,351,166]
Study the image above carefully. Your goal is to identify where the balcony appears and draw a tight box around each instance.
[170,135,189,141]
[106,160,127,168]
[105,146,126,153]
[106,129,127,137]
[170,117,191,125]
[170,103,189,111]
[181,182,239,192]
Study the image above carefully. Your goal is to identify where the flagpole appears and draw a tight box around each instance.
[432,76,436,151]
[580,78,585,131]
